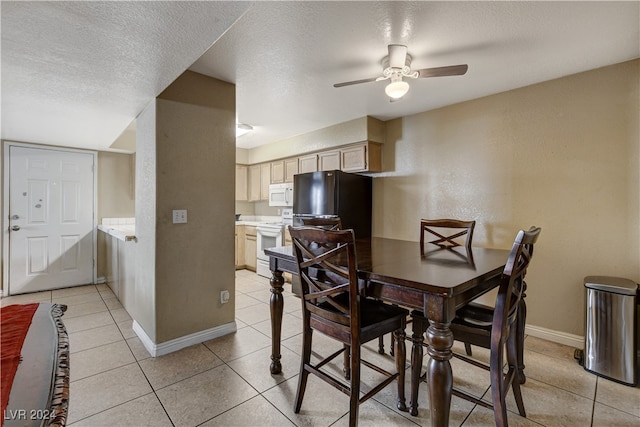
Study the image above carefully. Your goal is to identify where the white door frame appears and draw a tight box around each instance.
[2,141,98,295]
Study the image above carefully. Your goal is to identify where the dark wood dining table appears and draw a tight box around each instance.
[264,237,509,427]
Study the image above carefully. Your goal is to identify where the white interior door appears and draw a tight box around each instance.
[8,145,96,294]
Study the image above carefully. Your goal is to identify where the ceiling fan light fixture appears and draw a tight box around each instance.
[236,123,253,137]
[385,75,409,99]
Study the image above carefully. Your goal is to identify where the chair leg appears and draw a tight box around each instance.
[464,342,473,356]
[490,341,508,427]
[507,328,526,417]
[378,335,385,354]
[349,343,361,427]
[394,328,407,411]
[343,344,351,380]
[390,333,395,357]
[294,326,313,413]
[516,299,527,384]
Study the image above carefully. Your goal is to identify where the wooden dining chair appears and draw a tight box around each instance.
[299,216,343,230]
[289,226,409,426]
[416,226,541,427]
[420,218,476,253]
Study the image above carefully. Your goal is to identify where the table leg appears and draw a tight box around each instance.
[426,320,454,427]
[269,270,284,375]
[409,316,424,416]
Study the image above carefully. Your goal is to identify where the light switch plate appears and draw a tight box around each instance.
[172,209,187,224]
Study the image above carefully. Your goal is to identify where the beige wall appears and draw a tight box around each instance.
[135,70,236,344]
[96,151,135,277]
[373,59,639,337]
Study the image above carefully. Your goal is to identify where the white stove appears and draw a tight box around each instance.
[256,209,292,277]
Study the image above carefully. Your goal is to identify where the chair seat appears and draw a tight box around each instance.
[454,302,494,328]
[314,297,409,343]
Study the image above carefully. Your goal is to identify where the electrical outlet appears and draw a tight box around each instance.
[220,290,230,304]
[172,209,187,224]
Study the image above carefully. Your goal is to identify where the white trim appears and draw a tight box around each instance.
[2,141,98,295]
[132,320,238,357]
[95,276,106,284]
[526,323,584,349]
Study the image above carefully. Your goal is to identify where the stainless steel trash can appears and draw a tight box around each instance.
[584,276,638,385]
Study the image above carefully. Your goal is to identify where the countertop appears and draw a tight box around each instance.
[97,224,136,242]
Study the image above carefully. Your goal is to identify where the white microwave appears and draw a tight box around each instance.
[268,183,294,207]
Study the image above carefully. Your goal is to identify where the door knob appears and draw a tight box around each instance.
[11,225,20,231]
[11,215,19,220]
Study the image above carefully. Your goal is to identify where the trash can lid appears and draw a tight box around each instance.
[584,276,638,295]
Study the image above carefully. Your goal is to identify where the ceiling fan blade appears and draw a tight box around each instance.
[333,77,379,88]
[417,64,469,78]
[388,44,408,69]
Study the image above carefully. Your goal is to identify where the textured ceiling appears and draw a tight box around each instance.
[2,2,639,152]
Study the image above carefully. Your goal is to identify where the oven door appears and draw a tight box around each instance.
[256,224,284,277]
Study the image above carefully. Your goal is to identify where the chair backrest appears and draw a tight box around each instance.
[289,226,359,331]
[420,219,476,253]
[492,227,541,343]
[299,217,343,231]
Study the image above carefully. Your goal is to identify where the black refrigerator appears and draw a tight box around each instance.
[293,170,372,238]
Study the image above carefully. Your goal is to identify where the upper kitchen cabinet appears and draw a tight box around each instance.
[260,163,271,200]
[284,158,298,182]
[298,154,318,174]
[318,150,341,171]
[271,160,285,184]
[235,165,248,200]
[248,164,261,201]
[341,142,382,172]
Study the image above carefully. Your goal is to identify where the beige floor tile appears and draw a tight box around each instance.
[67,363,152,424]
[204,326,271,362]
[201,395,296,426]
[69,323,123,353]
[98,287,117,300]
[1,291,51,306]
[595,376,640,417]
[236,277,267,294]
[524,335,578,362]
[235,292,263,310]
[464,405,541,427]
[51,285,97,298]
[138,344,223,389]
[246,287,273,302]
[63,299,108,319]
[507,377,593,426]
[592,401,640,426]
[235,302,273,326]
[228,345,301,393]
[109,307,132,323]
[252,312,302,340]
[70,340,135,382]
[52,290,104,306]
[521,348,596,399]
[69,392,173,427]
[156,364,259,426]
[95,283,111,292]
[63,311,115,334]
[333,398,420,427]
[126,336,152,361]
[103,297,123,311]
[116,319,137,339]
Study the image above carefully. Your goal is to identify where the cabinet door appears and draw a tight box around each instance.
[235,165,248,200]
[244,226,257,271]
[235,225,246,269]
[340,144,367,172]
[284,158,298,182]
[260,163,271,200]
[299,154,318,173]
[271,161,284,184]
[318,150,341,171]
[249,165,261,201]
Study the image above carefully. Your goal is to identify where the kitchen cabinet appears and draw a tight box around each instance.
[298,154,318,173]
[235,165,248,201]
[248,164,261,201]
[102,231,135,313]
[271,160,285,184]
[244,226,257,271]
[260,163,271,200]
[318,150,341,171]
[235,225,246,269]
[284,158,298,182]
[340,142,382,172]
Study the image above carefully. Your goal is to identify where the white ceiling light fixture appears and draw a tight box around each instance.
[384,72,410,99]
[236,123,253,137]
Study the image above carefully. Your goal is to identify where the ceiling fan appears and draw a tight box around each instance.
[333,44,468,100]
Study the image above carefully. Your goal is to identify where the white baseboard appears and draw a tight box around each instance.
[95,276,106,284]
[526,324,584,349]
[132,320,237,357]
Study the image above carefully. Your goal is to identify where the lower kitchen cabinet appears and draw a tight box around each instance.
[235,225,246,269]
[244,226,257,271]
[103,232,136,313]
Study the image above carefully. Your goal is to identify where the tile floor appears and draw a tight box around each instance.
[2,269,639,426]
